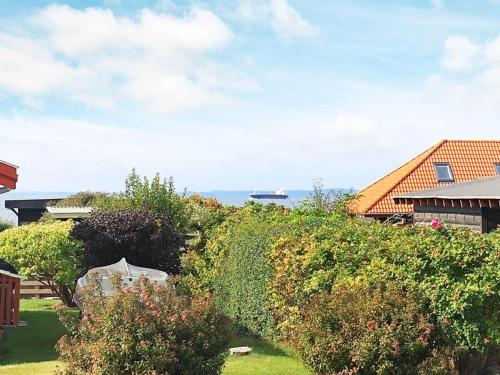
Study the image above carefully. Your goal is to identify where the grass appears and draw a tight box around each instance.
[224,337,310,375]
[0,299,71,374]
[0,299,309,375]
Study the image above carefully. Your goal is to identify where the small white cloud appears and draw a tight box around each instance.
[269,0,317,39]
[237,0,317,39]
[441,36,480,72]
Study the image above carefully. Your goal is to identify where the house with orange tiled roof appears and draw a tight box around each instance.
[351,140,500,221]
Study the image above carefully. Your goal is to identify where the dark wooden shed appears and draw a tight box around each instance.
[394,176,500,233]
[5,199,62,226]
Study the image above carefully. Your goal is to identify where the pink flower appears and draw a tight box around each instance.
[431,218,442,229]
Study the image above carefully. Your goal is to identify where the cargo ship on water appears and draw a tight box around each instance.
[249,188,288,200]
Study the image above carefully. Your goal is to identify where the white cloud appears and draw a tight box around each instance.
[237,0,317,39]
[0,5,257,112]
[441,36,480,71]
[437,33,500,103]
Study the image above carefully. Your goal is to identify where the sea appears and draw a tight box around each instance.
[0,189,354,224]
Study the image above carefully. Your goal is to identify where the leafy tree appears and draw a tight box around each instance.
[71,210,185,274]
[300,178,355,217]
[0,221,83,306]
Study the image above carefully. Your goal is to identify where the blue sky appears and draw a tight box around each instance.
[0,0,500,192]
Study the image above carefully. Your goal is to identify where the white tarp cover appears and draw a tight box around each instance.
[74,258,169,309]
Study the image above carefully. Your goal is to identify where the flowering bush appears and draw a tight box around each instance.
[290,282,454,375]
[57,275,232,375]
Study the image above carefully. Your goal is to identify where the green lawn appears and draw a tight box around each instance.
[0,299,309,375]
[224,337,310,375]
[0,299,73,374]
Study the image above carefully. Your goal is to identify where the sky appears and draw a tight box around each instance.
[1,0,500,192]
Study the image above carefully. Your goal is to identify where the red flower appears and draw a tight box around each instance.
[431,218,442,229]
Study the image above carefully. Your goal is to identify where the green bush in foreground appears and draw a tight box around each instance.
[57,275,232,375]
[291,282,453,375]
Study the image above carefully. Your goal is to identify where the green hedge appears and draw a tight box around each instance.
[207,204,289,336]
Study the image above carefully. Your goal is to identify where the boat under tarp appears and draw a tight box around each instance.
[74,258,169,309]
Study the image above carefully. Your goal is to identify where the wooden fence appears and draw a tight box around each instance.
[20,279,57,299]
[0,271,21,326]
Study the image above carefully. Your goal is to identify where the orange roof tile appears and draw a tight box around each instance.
[352,140,500,215]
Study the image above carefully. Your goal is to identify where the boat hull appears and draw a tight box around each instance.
[249,194,288,199]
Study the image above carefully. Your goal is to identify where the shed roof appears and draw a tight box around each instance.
[352,140,500,215]
[5,199,62,210]
[46,206,92,219]
[395,175,500,200]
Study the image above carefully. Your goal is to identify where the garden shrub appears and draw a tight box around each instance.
[57,275,232,375]
[71,210,184,274]
[288,282,454,375]
[95,169,192,233]
[0,221,83,306]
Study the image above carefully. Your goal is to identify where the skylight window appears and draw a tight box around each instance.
[496,163,500,175]
[434,163,454,182]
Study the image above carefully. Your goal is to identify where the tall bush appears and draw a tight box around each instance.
[95,169,192,233]
[0,221,83,306]
[182,204,288,336]
[211,204,288,336]
[57,275,232,375]
[71,210,184,274]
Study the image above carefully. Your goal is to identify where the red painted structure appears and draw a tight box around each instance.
[0,271,21,326]
[0,159,19,326]
[0,160,18,191]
